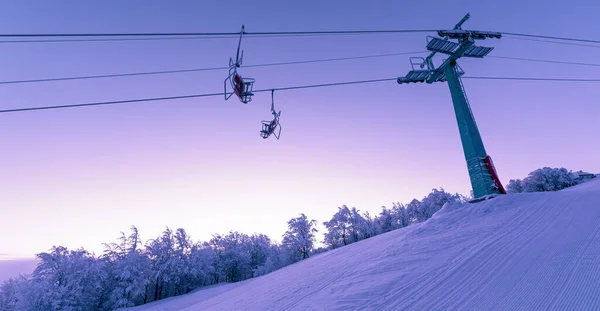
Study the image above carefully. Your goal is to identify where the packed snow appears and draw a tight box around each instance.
[123,177,600,310]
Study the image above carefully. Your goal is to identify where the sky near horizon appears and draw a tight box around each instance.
[0,0,599,258]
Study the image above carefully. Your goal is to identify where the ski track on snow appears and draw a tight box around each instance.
[125,178,600,311]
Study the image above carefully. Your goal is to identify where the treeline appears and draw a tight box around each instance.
[0,213,322,311]
[0,187,462,310]
[322,188,462,249]
[506,167,594,193]
[2,167,594,310]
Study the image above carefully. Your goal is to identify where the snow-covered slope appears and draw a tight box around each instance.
[125,178,600,311]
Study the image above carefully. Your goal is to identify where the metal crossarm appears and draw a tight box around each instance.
[438,29,502,40]
[401,70,432,83]
[463,45,494,58]
[427,37,459,54]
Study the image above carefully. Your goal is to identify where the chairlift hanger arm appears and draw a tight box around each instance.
[271,89,275,113]
[235,25,245,66]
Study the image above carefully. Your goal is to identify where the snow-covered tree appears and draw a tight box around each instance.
[507,179,524,193]
[209,231,252,282]
[323,206,352,248]
[348,207,367,243]
[187,242,216,287]
[24,246,107,311]
[392,203,410,228]
[145,227,177,301]
[248,234,273,273]
[521,167,579,192]
[253,243,287,277]
[375,206,395,233]
[417,188,460,221]
[360,211,378,239]
[103,226,151,308]
[0,276,28,311]
[405,199,421,224]
[323,206,372,248]
[283,214,318,261]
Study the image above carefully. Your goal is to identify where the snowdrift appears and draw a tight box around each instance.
[125,178,600,310]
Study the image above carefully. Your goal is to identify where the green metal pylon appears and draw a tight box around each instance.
[397,13,506,199]
[444,61,502,198]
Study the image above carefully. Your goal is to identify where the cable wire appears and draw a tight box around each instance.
[0,78,397,113]
[0,32,417,44]
[462,76,600,82]
[3,52,596,87]
[488,55,600,67]
[0,67,228,85]
[0,28,599,48]
[0,51,427,85]
[0,29,438,38]
[501,32,600,45]
[503,35,600,49]
[0,35,240,44]
[2,76,599,114]
[1,29,597,44]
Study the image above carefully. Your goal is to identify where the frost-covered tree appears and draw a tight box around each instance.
[22,246,107,311]
[417,188,460,221]
[360,211,378,239]
[248,234,272,273]
[145,227,177,301]
[507,179,524,193]
[103,226,151,308]
[186,242,216,287]
[375,206,394,233]
[521,167,579,192]
[372,202,412,237]
[0,276,28,311]
[209,231,252,282]
[283,214,318,261]
[323,206,351,248]
[348,207,368,243]
[324,206,371,248]
[392,203,410,228]
[171,228,193,295]
[405,199,421,224]
[253,243,287,277]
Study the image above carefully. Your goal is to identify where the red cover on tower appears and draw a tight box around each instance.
[484,155,506,194]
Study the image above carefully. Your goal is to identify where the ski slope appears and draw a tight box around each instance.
[125,177,600,311]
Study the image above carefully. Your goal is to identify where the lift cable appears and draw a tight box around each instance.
[0,32,428,44]
[0,29,597,46]
[463,76,600,82]
[4,51,600,87]
[0,51,428,85]
[501,32,600,45]
[503,35,600,49]
[0,78,396,113]
[1,75,599,114]
[487,55,600,67]
[0,29,438,39]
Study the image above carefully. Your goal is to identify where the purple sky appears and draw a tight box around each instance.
[1,1,598,258]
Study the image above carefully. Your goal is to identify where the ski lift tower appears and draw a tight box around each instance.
[397,13,506,199]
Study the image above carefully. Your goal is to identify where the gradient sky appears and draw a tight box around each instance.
[1,0,598,258]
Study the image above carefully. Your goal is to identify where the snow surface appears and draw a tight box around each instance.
[123,177,600,310]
